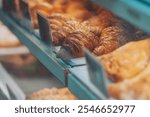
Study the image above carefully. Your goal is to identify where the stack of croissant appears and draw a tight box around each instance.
[43,0,149,57]
[49,9,142,57]
[15,0,147,57]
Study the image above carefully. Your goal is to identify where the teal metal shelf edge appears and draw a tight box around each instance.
[68,66,106,100]
[92,0,150,33]
[0,9,69,85]
[68,74,98,100]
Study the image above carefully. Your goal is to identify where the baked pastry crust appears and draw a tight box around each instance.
[108,62,150,100]
[101,39,150,82]
[62,24,100,57]
[27,88,77,100]
[93,26,128,56]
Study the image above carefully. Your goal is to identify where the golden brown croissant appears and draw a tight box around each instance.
[108,62,150,100]
[62,24,101,57]
[48,13,73,32]
[93,26,129,56]
[27,88,77,100]
[48,13,76,45]
[52,20,80,45]
[52,19,96,46]
[100,39,150,82]
[61,24,128,57]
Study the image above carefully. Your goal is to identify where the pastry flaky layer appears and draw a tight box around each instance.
[26,88,77,100]
[99,39,150,99]
[101,39,150,82]
[109,62,150,100]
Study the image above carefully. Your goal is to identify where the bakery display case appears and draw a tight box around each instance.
[0,0,150,100]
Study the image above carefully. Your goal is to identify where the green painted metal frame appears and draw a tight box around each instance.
[92,0,150,33]
[68,66,107,100]
[67,74,99,100]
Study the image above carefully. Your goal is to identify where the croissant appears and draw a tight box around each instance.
[62,25,101,57]
[61,20,133,57]
[48,13,76,45]
[48,13,73,32]
[100,39,150,82]
[52,19,96,46]
[52,20,81,45]
[108,62,150,100]
[93,26,129,56]
[60,23,129,57]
